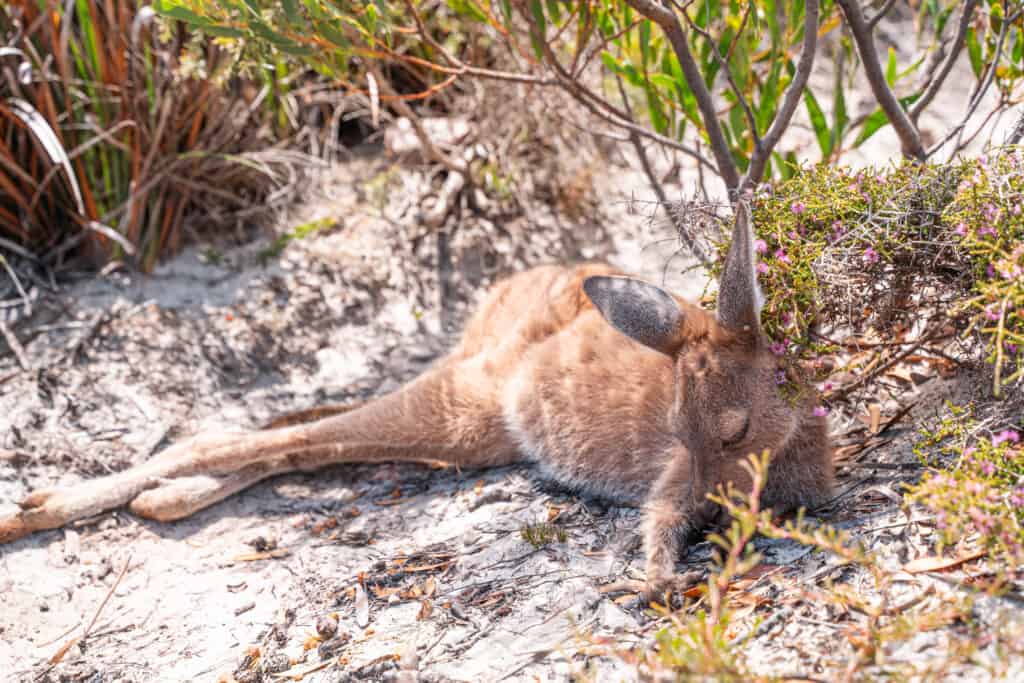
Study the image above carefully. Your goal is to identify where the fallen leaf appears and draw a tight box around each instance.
[903,550,987,574]
[423,576,437,597]
[869,404,881,434]
[417,600,433,621]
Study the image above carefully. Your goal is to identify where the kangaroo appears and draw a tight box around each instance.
[0,204,832,595]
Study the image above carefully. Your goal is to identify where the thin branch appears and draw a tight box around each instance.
[682,13,761,147]
[529,21,717,172]
[366,64,468,178]
[909,0,979,123]
[926,9,1022,159]
[836,0,926,160]
[625,0,741,191]
[741,0,819,192]
[615,76,712,266]
[866,0,899,31]
[401,0,557,86]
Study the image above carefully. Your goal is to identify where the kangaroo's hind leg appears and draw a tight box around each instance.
[0,356,520,543]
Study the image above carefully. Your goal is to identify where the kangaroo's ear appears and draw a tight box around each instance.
[717,202,765,334]
[583,276,685,356]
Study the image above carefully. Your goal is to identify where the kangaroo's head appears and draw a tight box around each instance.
[583,205,829,507]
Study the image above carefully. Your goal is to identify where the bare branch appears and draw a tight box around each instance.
[682,13,761,147]
[836,0,926,160]
[525,15,718,173]
[740,0,819,192]
[866,0,899,31]
[615,76,712,266]
[625,0,741,191]
[926,9,1022,158]
[909,0,979,123]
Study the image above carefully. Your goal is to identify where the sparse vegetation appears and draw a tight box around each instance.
[520,521,569,548]
[0,0,304,270]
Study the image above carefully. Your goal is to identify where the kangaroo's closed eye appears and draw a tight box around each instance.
[720,408,750,445]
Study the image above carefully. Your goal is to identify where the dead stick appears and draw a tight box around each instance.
[49,554,133,665]
[0,320,31,371]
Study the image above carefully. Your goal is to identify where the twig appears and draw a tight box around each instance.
[866,0,899,31]
[683,14,761,146]
[909,0,979,124]
[48,554,132,666]
[927,9,1023,158]
[826,328,945,401]
[0,320,31,371]
[615,76,712,266]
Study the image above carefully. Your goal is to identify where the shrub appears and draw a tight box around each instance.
[0,0,300,270]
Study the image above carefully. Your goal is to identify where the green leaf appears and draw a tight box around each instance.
[281,0,301,24]
[804,89,831,158]
[854,109,890,147]
[757,61,781,134]
[646,85,669,135]
[967,28,983,77]
[545,0,562,25]
[853,95,921,147]
[152,0,215,28]
[450,0,488,23]
[832,79,848,153]
[639,19,652,68]
[885,46,897,86]
[529,0,546,60]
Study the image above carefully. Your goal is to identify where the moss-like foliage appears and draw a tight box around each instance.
[732,153,1022,399]
[943,153,1024,392]
[907,405,1023,562]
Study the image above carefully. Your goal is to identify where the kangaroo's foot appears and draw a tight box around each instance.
[600,569,704,602]
[0,430,280,543]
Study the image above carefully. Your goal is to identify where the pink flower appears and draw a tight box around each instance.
[755,239,768,254]
[769,342,786,356]
[791,201,805,214]
[756,262,770,274]
[977,224,997,237]
[987,264,997,279]
[993,430,1020,446]
[985,305,1000,321]
[812,406,829,417]
[979,461,995,476]
[954,222,968,236]
[774,249,791,264]
[863,247,880,264]
[1011,487,1024,506]
[775,371,787,385]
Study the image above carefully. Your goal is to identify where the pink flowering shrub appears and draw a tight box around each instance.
[943,152,1024,395]
[906,405,1024,561]
[713,154,1022,403]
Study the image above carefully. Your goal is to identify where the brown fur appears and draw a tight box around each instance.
[0,209,833,595]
